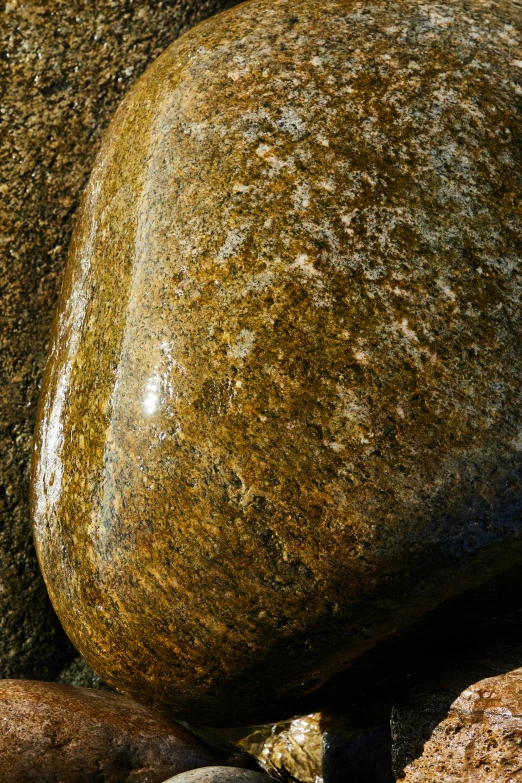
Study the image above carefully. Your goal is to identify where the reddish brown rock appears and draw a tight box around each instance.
[392,660,522,782]
[0,680,228,783]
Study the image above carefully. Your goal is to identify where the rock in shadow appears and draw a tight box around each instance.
[390,605,522,781]
[322,720,394,783]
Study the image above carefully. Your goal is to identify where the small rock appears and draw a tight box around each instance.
[0,680,229,783]
[235,714,322,782]
[161,769,270,783]
[218,711,394,782]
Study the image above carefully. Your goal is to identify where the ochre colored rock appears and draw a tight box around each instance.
[390,608,522,782]
[232,714,323,782]
[32,0,522,725]
[0,0,242,681]
[0,680,228,783]
[392,668,522,782]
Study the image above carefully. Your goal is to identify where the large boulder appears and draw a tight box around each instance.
[0,0,241,679]
[32,0,522,725]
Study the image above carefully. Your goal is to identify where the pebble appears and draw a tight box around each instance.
[223,711,393,782]
[161,769,270,783]
[231,714,323,782]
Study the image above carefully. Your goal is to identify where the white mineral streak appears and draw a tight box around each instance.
[33,170,104,530]
[229,329,256,359]
[216,227,250,264]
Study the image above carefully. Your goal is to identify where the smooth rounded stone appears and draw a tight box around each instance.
[0,680,229,783]
[162,769,270,783]
[391,667,522,782]
[32,0,522,725]
[0,0,242,681]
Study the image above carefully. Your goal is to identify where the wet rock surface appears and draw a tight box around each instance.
[0,679,231,783]
[226,711,393,782]
[32,0,522,726]
[162,770,270,783]
[392,664,522,782]
[0,0,241,680]
[232,714,323,782]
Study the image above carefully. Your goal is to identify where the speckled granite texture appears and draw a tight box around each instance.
[0,680,229,783]
[162,769,269,783]
[32,0,522,725]
[0,0,241,680]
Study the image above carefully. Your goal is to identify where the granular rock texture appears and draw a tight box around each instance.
[0,679,228,783]
[0,0,241,680]
[32,0,522,725]
[57,655,113,691]
[392,667,522,782]
[162,769,270,783]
